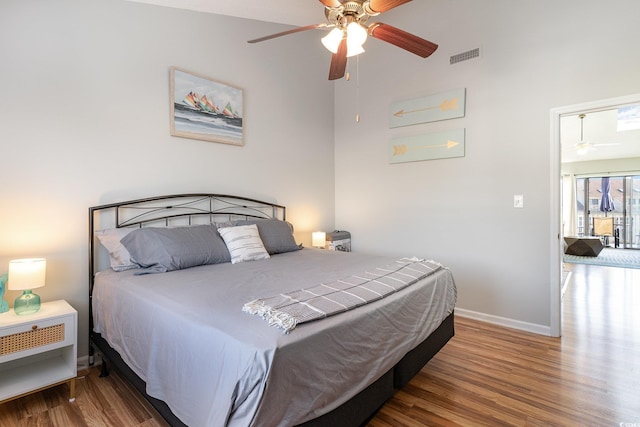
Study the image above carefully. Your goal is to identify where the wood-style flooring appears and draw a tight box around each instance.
[370,262,640,426]
[1,262,638,426]
[0,364,168,427]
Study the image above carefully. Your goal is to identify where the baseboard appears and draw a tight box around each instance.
[455,308,552,336]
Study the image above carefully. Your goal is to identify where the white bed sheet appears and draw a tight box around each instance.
[92,248,456,426]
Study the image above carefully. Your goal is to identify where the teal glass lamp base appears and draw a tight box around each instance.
[14,290,41,315]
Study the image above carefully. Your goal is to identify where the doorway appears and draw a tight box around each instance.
[550,93,640,337]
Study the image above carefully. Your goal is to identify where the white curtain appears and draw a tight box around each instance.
[562,174,577,237]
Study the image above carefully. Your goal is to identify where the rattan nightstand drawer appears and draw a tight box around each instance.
[1,323,65,356]
[0,312,74,362]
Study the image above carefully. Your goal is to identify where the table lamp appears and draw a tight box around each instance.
[312,231,326,249]
[8,258,46,315]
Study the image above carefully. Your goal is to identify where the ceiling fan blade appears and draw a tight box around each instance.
[367,0,412,13]
[368,22,438,58]
[319,0,342,7]
[329,38,348,80]
[248,23,329,44]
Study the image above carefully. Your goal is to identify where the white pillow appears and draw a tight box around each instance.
[218,224,270,264]
[95,228,138,271]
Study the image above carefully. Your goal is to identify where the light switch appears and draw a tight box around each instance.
[514,195,524,208]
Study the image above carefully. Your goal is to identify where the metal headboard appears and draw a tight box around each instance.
[89,193,285,283]
[88,193,285,361]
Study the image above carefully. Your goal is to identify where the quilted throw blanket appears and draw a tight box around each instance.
[243,257,443,333]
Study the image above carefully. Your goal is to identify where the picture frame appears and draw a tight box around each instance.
[170,66,244,146]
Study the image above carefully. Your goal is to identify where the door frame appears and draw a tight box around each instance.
[549,93,640,337]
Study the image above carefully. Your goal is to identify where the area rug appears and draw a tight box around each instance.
[564,248,640,269]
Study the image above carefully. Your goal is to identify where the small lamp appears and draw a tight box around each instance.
[8,258,46,315]
[312,231,326,249]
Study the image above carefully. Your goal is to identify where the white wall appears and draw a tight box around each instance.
[0,0,335,358]
[334,0,640,331]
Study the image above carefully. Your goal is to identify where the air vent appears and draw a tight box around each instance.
[450,48,480,65]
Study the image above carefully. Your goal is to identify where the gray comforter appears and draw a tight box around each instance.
[93,248,456,426]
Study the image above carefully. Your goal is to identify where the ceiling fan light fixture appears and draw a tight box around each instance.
[346,22,367,57]
[347,21,368,47]
[346,44,365,57]
[576,143,589,156]
[321,27,344,53]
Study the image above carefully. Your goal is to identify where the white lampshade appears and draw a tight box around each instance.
[347,44,365,58]
[321,28,344,54]
[346,22,367,57]
[312,231,326,248]
[322,24,367,58]
[8,258,46,291]
[346,22,367,48]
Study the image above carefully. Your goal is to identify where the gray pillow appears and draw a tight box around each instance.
[234,219,302,254]
[120,225,231,274]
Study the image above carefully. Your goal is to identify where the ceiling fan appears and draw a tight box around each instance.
[248,0,438,80]
[574,113,620,156]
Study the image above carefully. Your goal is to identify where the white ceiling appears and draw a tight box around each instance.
[125,0,322,26]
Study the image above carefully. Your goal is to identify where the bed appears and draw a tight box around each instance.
[89,194,456,426]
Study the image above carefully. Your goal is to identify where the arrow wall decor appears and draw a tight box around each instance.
[390,88,465,128]
[389,128,465,164]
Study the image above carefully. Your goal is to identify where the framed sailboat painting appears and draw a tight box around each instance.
[170,66,244,146]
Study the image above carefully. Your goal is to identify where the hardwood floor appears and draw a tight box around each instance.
[370,263,640,427]
[0,365,168,427]
[1,263,638,426]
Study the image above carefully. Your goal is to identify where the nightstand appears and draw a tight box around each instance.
[0,300,77,404]
[326,230,351,252]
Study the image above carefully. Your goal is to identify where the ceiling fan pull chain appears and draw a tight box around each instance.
[355,55,361,123]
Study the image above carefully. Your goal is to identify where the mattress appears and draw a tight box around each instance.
[92,248,456,426]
